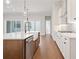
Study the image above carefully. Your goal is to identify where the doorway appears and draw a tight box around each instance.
[45,16,51,35]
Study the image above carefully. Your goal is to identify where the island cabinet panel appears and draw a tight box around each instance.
[26,40,33,59]
[33,41,36,54]
[3,40,25,59]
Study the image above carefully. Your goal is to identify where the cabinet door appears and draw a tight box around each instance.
[26,43,31,59]
[26,38,33,59]
[30,41,33,58]
[67,0,76,22]
[33,41,36,54]
[62,38,70,59]
[55,35,63,54]
[70,38,76,59]
[57,38,63,53]
[3,40,24,59]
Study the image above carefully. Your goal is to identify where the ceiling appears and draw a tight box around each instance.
[3,0,53,15]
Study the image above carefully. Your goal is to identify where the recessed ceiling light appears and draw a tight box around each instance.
[24,11,26,14]
[6,0,10,4]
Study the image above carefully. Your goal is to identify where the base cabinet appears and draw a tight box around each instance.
[62,38,70,59]
[3,40,25,59]
[55,33,76,59]
[3,33,40,59]
[55,33,70,59]
[56,38,70,59]
[70,38,76,59]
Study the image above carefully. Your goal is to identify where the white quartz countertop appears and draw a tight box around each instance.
[3,32,39,40]
[3,33,33,40]
[60,33,76,39]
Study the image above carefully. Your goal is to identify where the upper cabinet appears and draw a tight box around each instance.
[59,0,76,24]
[67,0,76,23]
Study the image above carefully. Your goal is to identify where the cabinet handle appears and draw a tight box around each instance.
[65,38,67,40]
[64,42,66,44]
[74,18,76,20]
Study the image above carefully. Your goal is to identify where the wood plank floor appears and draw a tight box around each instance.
[33,35,64,59]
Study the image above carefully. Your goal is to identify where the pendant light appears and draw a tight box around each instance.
[24,0,31,33]
[24,0,29,21]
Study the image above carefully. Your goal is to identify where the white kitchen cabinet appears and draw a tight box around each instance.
[62,37,76,59]
[54,32,70,59]
[67,0,76,23]
[60,33,76,59]
[53,32,76,59]
[62,37,70,59]
[70,38,76,59]
[55,35,63,54]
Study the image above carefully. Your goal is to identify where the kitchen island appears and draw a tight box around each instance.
[3,32,40,59]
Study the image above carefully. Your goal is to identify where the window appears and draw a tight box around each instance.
[6,21,21,33]
[36,21,41,31]
[26,21,41,32]
[30,21,35,31]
